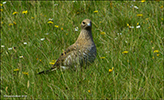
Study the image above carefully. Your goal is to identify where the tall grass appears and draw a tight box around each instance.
[1,1,163,99]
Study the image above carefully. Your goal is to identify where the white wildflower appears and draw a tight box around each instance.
[134,6,139,9]
[117,33,122,35]
[130,5,138,9]
[19,56,24,58]
[129,26,134,28]
[54,4,58,6]
[75,27,79,31]
[3,1,7,4]
[48,18,53,21]
[136,25,141,28]
[1,45,5,48]
[8,47,12,50]
[23,42,27,45]
[41,38,45,41]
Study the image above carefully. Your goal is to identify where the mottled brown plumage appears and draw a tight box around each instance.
[38,19,96,74]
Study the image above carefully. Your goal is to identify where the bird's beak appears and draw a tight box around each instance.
[87,23,91,26]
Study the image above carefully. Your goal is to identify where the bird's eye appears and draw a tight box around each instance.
[83,22,85,24]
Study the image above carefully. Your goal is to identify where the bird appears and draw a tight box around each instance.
[38,19,96,74]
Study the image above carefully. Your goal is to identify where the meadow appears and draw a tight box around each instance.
[1,1,163,99]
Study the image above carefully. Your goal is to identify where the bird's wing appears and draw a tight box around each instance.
[51,44,78,68]
[38,44,78,74]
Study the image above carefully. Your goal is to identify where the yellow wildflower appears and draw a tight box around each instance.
[55,25,59,28]
[66,33,68,35]
[100,32,106,35]
[76,12,80,14]
[154,50,159,53]
[141,0,146,2]
[146,18,149,20]
[14,69,19,72]
[48,21,53,24]
[49,60,56,65]
[22,72,29,75]
[160,6,163,9]
[0,4,2,6]
[88,90,91,93]
[22,10,28,14]
[137,23,139,25]
[61,27,63,30]
[94,10,98,13]
[152,56,154,59]
[122,51,128,54]
[157,54,159,56]
[13,21,16,25]
[161,18,163,20]
[31,17,34,19]
[152,47,154,49]
[0,9,3,12]
[109,67,114,73]
[137,14,143,17]
[109,69,112,72]
[1,22,3,24]
[36,58,42,61]
[9,23,13,26]
[127,23,129,26]
[100,57,105,59]
[13,12,18,15]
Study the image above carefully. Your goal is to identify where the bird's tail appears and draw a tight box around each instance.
[38,67,57,74]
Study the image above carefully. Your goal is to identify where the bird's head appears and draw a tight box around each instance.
[81,19,92,30]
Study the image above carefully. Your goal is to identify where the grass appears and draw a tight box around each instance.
[1,1,164,99]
